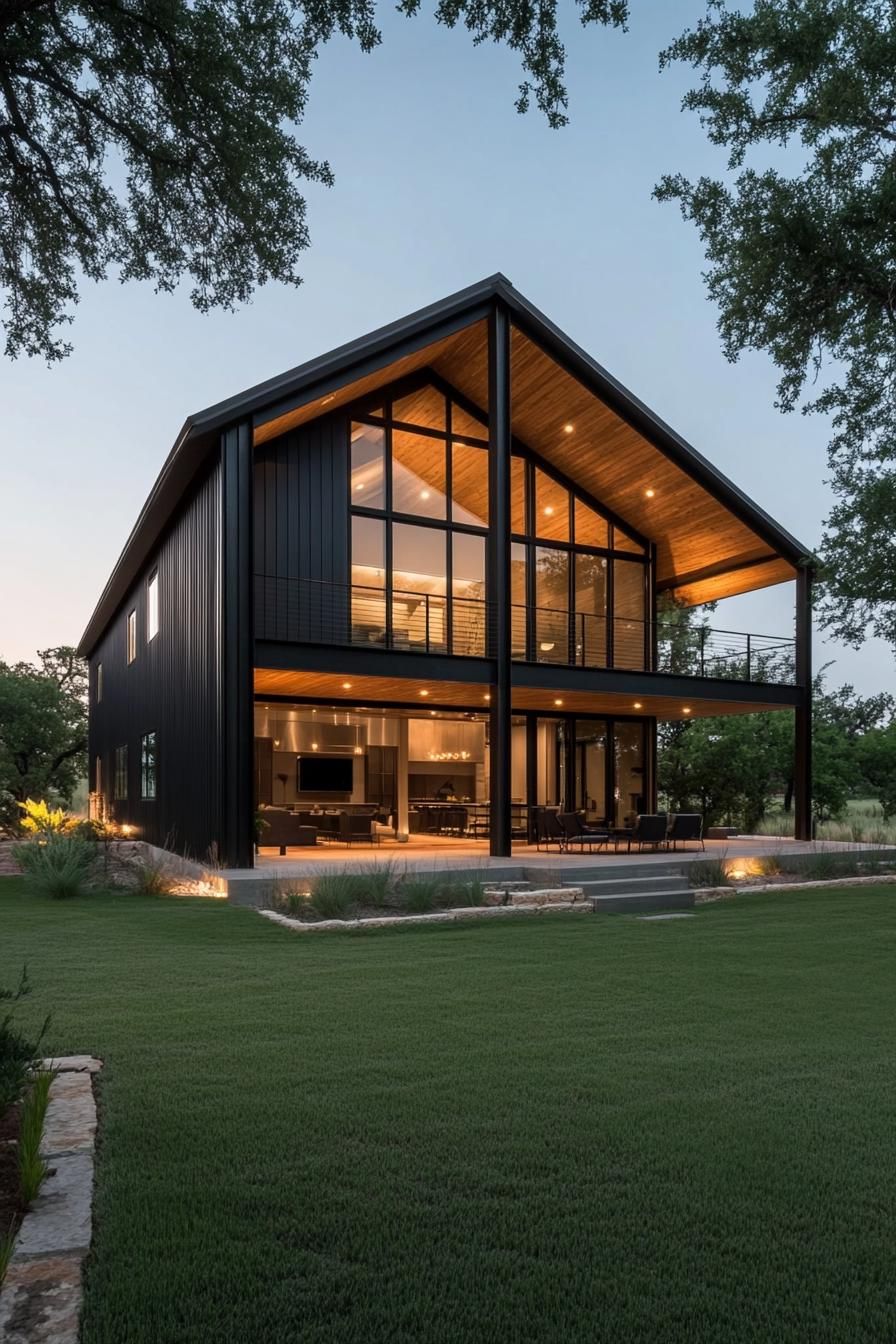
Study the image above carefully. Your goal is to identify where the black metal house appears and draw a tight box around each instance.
[78,276,814,867]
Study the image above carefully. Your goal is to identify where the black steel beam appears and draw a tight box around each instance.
[221,422,255,868]
[510,661,802,708]
[254,641,493,685]
[794,567,813,840]
[488,303,513,855]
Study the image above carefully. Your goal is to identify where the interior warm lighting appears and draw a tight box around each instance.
[543,506,554,516]
[540,641,555,652]
[554,699,563,707]
[420,489,430,500]
[342,682,352,690]
[353,746,363,755]
[419,689,429,697]
[311,742,319,750]
[484,694,491,702]
[273,739,280,747]
[633,702,642,710]
[430,709,437,716]
[683,707,692,715]
[645,488,655,498]
[563,423,574,434]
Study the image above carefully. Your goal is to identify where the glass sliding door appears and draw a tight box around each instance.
[613,720,647,826]
[574,719,608,825]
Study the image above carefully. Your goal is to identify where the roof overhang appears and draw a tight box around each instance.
[78,273,813,655]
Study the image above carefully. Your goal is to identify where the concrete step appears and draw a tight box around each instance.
[591,888,695,914]
[546,862,689,883]
[575,874,691,897]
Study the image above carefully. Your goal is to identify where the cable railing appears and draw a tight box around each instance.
[254,576,796,685]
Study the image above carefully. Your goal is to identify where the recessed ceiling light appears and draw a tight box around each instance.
[430,709,437,716]
[543,506,554,516]
[645,488,655,498]
[484,694,491,702]
[683,707,692,715]
[554,699,563,707]
[342,682,352,690]
[419,689,429,697]
[563,423,574,434]
[633,701,643,709]
[420,489,430,500]
[311,742,319,750]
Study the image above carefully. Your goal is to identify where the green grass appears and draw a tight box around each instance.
[0,878,893,1343]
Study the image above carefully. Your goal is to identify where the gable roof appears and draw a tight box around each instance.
[78,273,812,655]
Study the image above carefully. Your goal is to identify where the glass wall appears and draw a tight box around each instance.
[350,385,489,656]
[511,453,649,669]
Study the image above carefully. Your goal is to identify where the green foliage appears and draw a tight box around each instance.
[802,850,860,882]
[0,967,48,1115]
[0,1221,15,1286]
[396,877,441,913]
[0,0,629,362]
[125,850,178,898]
[0,647,87,831]
[307,873,362,920]
[276,885,312,918]
[14,833,97,899]
[17,797,73,836]
[656,1,896,650]
[688,854,731,889]
[857,722,896,819]
[18,1069,55,1205]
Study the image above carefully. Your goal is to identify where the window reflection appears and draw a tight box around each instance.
[534,547,569,664]
[452,443,488,526]
[351,423,385,509]
[392,430,447,519]
[392,523,447,652]
[452,532,486,655]
[614,560,646,669]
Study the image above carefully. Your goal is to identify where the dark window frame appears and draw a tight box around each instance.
[126,609,137,664]
[113,745,128,801]
[141,731,157,801]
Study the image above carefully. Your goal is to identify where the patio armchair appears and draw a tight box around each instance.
[339,812,378,846]
[666,813,705,851]
[626,814,669,852]
[558,812,610,852]
[533,808,566,851]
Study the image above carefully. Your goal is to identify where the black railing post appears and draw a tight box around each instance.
[488,302,512,857]
[425,593,430,653]
[746,633,752,681]
[699,627,706,678]
[794,567,813,840]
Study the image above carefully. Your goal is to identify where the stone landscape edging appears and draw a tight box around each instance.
[694,872,896,902]
[260,888,588,933]
[0,1056,102,1344]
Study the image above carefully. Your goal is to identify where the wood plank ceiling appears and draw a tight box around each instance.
[254,668,793,721]
[253,317,797,605]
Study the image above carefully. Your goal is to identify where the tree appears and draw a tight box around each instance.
[857,721,896,819]
[0,646,88,829]
[655,1,896,651]
[0,0,628,363]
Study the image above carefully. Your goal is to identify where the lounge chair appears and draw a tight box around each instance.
[666,813,705,851]
[533,808,565,851]
[558,812,610,852]
[626,814,668,852]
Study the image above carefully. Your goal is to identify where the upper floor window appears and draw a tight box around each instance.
[114,745,128,800]
[96,662,103,703]
[147,571,159,641]
[127,609,137,663]
[141,732,157,800]
[350,385,489,657]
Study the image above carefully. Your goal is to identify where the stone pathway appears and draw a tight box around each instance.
[0,1056,102,1344]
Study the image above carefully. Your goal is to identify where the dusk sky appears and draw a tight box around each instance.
[1,0,891,695]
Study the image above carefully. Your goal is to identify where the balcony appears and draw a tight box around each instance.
[254,576,796,685]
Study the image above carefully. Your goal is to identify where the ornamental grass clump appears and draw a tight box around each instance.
[0,967,49,1116]
[308,873,361,920]
[396,876,444,913]
[14,833,97,899]
[688,852,732,890]
[18,1069,55,1204]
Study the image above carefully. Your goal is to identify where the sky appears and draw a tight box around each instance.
[0,0,892,696]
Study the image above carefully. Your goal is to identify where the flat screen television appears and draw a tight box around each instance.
[297,756,353,793]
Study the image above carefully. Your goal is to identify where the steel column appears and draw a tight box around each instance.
[794,567,813,841]
[221,422,255,868]
[488,304,512,855]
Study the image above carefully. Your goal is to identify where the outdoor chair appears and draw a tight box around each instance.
[533,808,566,851]
[258,807,317,855]
[558,812,610,852]
[666,813,705,851]
[339,812,378,846]
[626,813,669,852]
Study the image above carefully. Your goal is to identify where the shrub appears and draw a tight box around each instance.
[14,833,97,899]
[0,968,49,1115]
[308,873,360,920]
[688,855,732,889]
[276,885,312,918]
[438,878,486,908]
[397,877,444,913]
[17,798,73,837]
[757,852,784,878]
[124,849,177,897]
[803,851,860,882]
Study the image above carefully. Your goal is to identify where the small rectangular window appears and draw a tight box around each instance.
[127,610,137,663]
[96,662,103,703]
[141,732,157,800]
[147,571,159,641]
[114,745,128,800]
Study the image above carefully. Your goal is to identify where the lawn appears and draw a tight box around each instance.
[1,879,893,1344]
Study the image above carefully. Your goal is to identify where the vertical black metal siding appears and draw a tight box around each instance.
[253,414,349,641]
[87,460,223,859]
